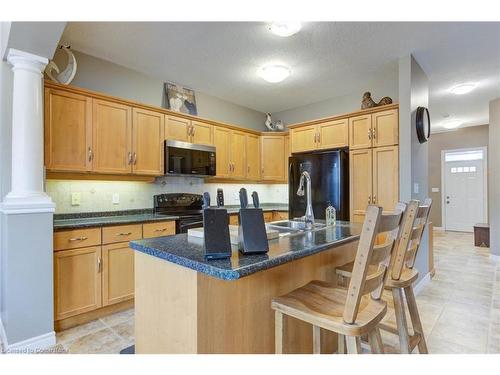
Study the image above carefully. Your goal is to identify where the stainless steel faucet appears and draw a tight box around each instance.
[296,170,315,228]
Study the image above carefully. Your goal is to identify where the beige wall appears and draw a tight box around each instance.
[428,124,489,227]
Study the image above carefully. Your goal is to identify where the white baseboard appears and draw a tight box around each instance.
[413,272,431,296]
[0,325,56,353]
[433,226,444,231]
[490,254,500,262]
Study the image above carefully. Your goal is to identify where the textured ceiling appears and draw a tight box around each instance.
[60,22,500,130]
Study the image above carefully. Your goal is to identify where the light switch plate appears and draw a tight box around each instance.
[431,187,440,193]
[112,193,120,205]
[71,192,81,206]
[413,183,419,194]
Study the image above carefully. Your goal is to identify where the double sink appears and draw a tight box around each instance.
[267,220,327,236]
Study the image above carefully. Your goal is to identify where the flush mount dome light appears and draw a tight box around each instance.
[450,83,476,95]
[257,65,291,83]
[269,22,302,37]
[442,119,462,129]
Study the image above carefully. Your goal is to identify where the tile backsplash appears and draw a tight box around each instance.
[46,177,289,214]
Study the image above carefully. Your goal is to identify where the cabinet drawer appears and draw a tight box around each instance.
[143,221,176,239]
[102,224,142,244]
[263,212,273,222]
[54,228,101,251]
[228,214,239,226]
[272,211,289,221]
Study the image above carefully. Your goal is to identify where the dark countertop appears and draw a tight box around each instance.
[129,221,361,281]
[224,203,288,214]
[53,209,178,231]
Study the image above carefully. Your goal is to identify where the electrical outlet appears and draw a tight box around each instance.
[112,193,120,205]
[233,192,239,202]
[432,187,440,193]
[413,183,420,194]
[71,192,81,206]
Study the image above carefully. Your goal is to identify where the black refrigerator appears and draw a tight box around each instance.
[289,148,349,221]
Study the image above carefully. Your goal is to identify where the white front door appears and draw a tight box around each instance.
[444,148,487,232]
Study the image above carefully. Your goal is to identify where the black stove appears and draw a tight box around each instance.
[153,193,204,233]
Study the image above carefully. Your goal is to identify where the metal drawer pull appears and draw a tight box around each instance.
[118,232,132,236]
[69,236,88,241]
[154,228,167,232]
[88,148,93,162]
[97,257,102,273]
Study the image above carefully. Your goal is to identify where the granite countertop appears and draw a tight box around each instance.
[53,209,179,231]
[129,221,361,281]
[224,203,288,214]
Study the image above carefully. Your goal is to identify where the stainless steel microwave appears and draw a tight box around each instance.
[164,140,216,177]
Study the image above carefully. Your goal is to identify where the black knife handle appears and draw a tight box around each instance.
[202,192,211,209]
[239,188,248,209]
[251,191,260,208]
[216,188,224,208]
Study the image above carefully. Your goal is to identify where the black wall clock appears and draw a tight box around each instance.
[416,106,431,144]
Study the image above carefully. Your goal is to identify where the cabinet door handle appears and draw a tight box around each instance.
[368,196,371,204]
[118,232,132,236]
[69,236,88,242]
[133,152,137,165]
[247,165,250,173]
[368,130,372,140]
[372,128,376,139]
[192,127,195,137]
[373,195,376,204]
[128,152,133,165]
[97,256,102,273]
[317,132,320,144]
[88,147,93,162]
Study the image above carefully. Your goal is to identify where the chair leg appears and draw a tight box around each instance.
[368,328,384,354]
[338,334,346,354]
[392,288,411,354]
[275,311,284,354]
[312,325,321,354]
[346,336,361,354]
[404,285,428,354]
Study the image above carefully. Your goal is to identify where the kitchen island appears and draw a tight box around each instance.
[129,222,361,354]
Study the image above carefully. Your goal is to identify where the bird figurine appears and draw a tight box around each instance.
[265,113,275,131]
[45,45,77,85]
[361,92,393,109]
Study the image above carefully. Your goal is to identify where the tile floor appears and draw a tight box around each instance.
[1,230,499,354]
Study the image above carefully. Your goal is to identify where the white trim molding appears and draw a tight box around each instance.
[490,254,500,262]
[0,318,7,351]
[433,226,444,231]
[2,331,56,353]
[413,272,432,296]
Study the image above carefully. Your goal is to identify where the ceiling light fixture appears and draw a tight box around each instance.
[257,65,291,83]
[450,83,476,95]
[269,22,302,37]
[442,119,462,129]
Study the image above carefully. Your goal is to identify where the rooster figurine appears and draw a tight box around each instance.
[361,92,393,109]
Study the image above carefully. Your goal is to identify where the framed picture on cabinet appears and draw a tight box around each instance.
[163,82,198,116]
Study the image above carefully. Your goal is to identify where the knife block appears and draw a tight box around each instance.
[238,208,269,254]
[203,208,232,260]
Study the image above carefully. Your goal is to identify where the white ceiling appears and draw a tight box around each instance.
[60,22,500,130]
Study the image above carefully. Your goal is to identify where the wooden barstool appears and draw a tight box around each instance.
[271,205,404,354]
[337,199,432,354]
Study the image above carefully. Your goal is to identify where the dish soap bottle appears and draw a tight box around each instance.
[326,202,336,226]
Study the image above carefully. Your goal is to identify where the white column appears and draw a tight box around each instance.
[3,48,54,211]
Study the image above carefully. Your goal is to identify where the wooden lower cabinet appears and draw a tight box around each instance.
[102,243,135,306]
[54,246,102,321]
[272,211,289,221]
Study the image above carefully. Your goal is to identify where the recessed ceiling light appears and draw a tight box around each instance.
[257,65,291,83]
[269,22,302,37]
[442,119,462,129]
[450,83,476,95]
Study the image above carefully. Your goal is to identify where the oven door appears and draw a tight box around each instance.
[165,140,216,177]
[177,215,204,234]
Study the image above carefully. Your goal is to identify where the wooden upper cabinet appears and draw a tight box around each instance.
[230,130,247,179]
[349,148,373,222]
[349,114,372,150]
[132,108,164,175]
[165,115,191,142]
[372,145,399,212]
[214,126,231,178]
[102,243,135,307]
[44,88,92,172]
[284,135,290,183]
[261,135,285,181]
[92,99,132,174]
[246,134,261,180]
[191,121,213,145]
[318,119,348,150]
[372,109,398,147]
[54,246,102,320]
[290,124,317,153]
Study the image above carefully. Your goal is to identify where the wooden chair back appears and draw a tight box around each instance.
[343,205,404,324]
[390,198,432,280]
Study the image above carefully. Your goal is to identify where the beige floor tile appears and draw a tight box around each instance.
[110,319,134,346]
[427,335,482,354]
[56,319,106,346]
[66,328,126,354]
[99,308,134,327]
